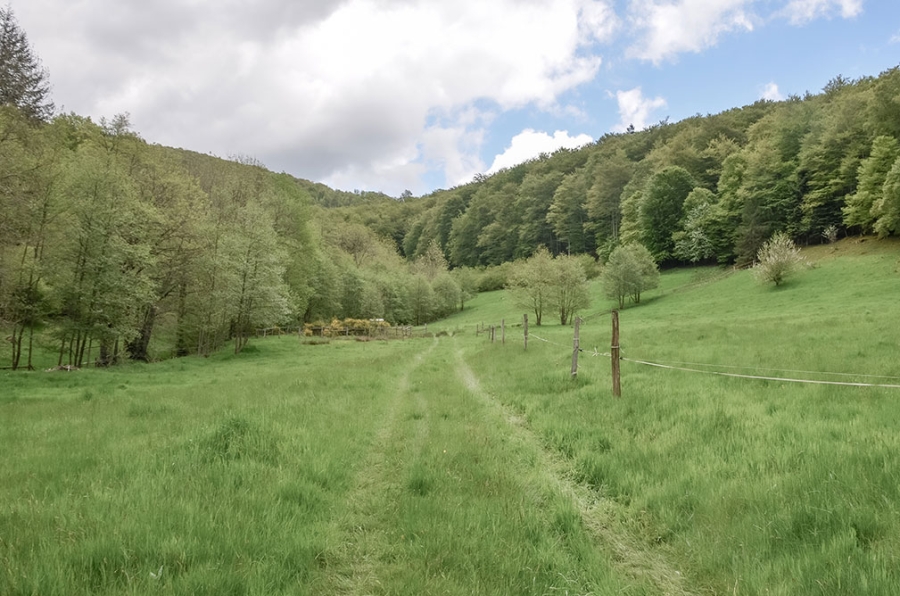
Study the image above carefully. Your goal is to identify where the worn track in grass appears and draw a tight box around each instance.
[454,341,697,596]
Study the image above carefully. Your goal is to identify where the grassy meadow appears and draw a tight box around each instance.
[3,238,900,595]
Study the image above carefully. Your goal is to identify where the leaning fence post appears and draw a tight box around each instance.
[571,317,581,378]
[501,319,505,344]
[523,314,528,351]
[611,310,621,397]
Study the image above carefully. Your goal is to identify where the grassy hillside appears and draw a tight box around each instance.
[455,238,900,594]
[2,238,900,595]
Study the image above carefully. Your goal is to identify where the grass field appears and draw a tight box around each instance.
[3,238,900,594]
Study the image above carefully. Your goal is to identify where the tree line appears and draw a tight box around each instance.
[0,108,477,368]
[393,67,900,268]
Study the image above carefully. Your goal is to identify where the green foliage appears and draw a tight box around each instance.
[0,6,54,121]
[506,247,554,326]
[753,231,805,286]
[873,157,900,237]
[601,243,659,308]
[549,254,591,325]
[507,247,590,326]
[639,166,696,261]
[843,136,900,232]
[431,273,461,319]
[5,242,900,595]
[7,66,900,366]
[547,170,593,255]
[672,187,718,263]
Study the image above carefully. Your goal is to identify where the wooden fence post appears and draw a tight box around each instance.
[523,314,528,351]
[501,319,505,344]
[491,325,495,343]
[611,310,621,397]
[571,317,581,378]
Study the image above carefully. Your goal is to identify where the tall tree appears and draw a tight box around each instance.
[873,158,900,238]
[843,136,900,233]
[585,149,634,255]
[640,166,696,262]
[547,170,592,255]
[0,6,53,121]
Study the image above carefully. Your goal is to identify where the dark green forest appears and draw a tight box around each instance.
[3,5,900,368]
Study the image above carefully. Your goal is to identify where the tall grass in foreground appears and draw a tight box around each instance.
[461,241,900,594]
[2,336,642,595]
[1,340,422,595]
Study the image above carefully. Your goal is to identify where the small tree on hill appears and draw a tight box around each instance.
[507,246,553,325]
[753,232,804,286]
[551,254,590,325]
[601,243,659,309]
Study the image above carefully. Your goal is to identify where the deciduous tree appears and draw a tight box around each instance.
[601,243,659,309]
[753,232,804,286]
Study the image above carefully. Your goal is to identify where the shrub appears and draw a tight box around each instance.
[753,232,804,286]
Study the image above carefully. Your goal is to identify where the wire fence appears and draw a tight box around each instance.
[483,315,900,391]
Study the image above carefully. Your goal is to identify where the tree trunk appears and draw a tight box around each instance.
[11,323,22,370]
[26,325,34,370]
[127,305,157,362]
[175,281,190,357]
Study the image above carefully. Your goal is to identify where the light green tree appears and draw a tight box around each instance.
[431,273,461,319]
[507,246,554,326]
[843,136,900,233]
[672,188,717,263]
[873,158,900,238]
[601,243,659,309]
[450,267,478,311]
[549,254,590,325]
[752,232,804,286]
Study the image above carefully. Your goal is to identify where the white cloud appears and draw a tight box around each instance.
[612,87,667,132]
[889,31,900,44]
[780,0,863,25]
[487,129,594,174]
[626,0,755,64]
[760,82,784,101]
[15,0,619,195]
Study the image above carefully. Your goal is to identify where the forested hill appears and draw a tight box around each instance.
[375,66,900,268]
[2,55,899,367]
[0,110,450,369]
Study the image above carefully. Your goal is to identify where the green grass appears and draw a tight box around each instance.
[1,336,641,595]
[460,239,900,595]
[3,237,900,595]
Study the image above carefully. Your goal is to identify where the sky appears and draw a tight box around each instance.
[12,0,900,197]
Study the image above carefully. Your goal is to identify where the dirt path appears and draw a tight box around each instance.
[454,343,698,596]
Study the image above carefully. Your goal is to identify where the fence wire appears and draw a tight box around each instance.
[500,324,900,390]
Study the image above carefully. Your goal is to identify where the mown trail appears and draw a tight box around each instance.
[454,344,697,596]
[312,338,439,594]
[310,335,689,595]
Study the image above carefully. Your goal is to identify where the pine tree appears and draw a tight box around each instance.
[0,5,54,121]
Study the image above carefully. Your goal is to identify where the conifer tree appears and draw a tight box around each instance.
[0,5,54,121]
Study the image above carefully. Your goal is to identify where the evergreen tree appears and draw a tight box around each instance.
[0,6,54,121]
